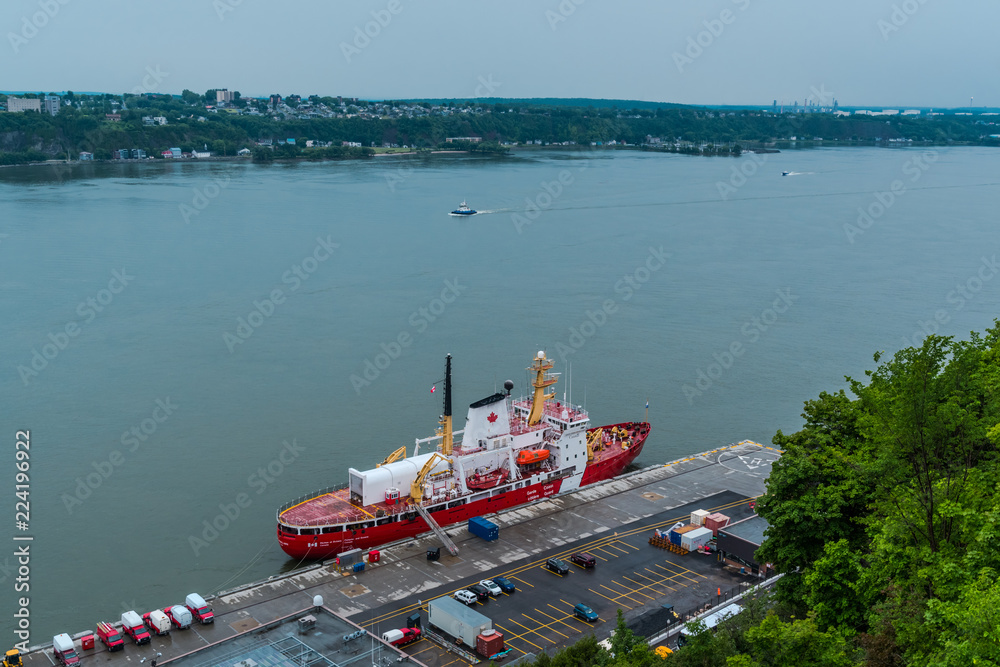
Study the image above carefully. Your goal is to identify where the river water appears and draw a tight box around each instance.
[1,146,998,640]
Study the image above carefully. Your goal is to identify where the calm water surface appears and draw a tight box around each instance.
[1,147,998,639]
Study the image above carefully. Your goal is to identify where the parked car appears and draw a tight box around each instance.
[546,558,570,575]
[468,584,490,602]
[574,603,599,622]
[479,580,502,596]
[570,552,596,568]
[454,590,477,606]
[492,576,516,593]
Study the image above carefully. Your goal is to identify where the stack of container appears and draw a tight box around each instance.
[680,526,714,551]
[669,524,698,546]
[690,509,710,526]
[704,513,730,536]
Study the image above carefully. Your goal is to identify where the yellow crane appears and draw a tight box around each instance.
[410,452,450,503]
[377,446,406,467]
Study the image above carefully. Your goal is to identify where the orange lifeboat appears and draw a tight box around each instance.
[516,449,550,466]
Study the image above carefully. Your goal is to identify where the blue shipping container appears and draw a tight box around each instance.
[468,516,499,541]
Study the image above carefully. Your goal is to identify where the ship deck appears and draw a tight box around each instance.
[279,421,650,528]
[21,441,780,667]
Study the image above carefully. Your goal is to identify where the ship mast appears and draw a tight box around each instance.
[438,354,453,455]
[527,351,557,425]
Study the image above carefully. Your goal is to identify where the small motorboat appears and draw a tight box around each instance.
[781,171,791,176]
[516,449,550,466]
[450,201,477,216]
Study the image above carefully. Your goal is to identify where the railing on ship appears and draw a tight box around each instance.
[275,483,348,521]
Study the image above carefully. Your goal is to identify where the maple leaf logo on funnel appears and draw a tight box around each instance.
[487,412,498,423]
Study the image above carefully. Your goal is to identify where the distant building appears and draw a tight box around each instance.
[902,110,921,116]
[445,136,482,143]
[286,138,295,144]
[131,149,146,159]
[79,151,93,161]
[237,147,251,156]
[43,95,60,116]
[216,89,234,104]
[113,149,130,160]
[170,147,182,158]
[191,150,211,158]
[7,97,41,113]
[342,141,361,147]
[142,116,167,125]
[105,113,121,122]
[161,150,174,158]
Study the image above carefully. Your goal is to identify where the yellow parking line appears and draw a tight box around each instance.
[602,583,646,606]
[496,623,545,652]
[558,599,577,609]
[643,568,679,592]
[589,587,632,609]
[591,546,620,558]
[508,618,557,645]
[540,607,582,633]
[523,613,570,639]
[512,576,534,588]
[656,562,703,584]
[630,571,679,596]
[603,543,630,555]
[614,541,640,551]
[618,576,658,600]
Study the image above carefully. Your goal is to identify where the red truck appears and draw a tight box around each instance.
[95,622,124,652]
[185,594,214,625]
[380,628,421,648]
[121,612,151,645]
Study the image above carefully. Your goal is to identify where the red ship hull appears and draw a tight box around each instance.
[277,421,648,560]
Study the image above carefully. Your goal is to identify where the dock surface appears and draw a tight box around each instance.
[22,441,779,667]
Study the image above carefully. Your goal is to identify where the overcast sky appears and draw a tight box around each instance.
[2,0,997,107]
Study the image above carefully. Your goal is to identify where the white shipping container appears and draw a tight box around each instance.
[428,596,492,645]
[691,510,710,526]
[681,526,714,551]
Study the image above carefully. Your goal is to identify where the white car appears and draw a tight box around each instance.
[454,590,477,606]
[479,580,502,596]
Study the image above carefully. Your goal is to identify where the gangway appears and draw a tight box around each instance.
[414,504,459,556]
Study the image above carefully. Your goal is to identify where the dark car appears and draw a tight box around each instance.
[469,584,490,602]
[492,576,516,593]
[570,552,596,568]
[546,558,570,575]
[574,603,599,622]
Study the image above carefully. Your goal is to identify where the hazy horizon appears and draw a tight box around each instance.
[2,0,997,108]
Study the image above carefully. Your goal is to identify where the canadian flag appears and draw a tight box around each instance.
[430,385,436,393]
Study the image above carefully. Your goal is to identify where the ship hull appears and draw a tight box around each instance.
[277,422,647,560]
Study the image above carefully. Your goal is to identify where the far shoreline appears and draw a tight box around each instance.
[0,141,990,173]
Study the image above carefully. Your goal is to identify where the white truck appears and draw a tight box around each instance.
[143,610,171,636]
[52,634,80,667]
[428,596,492,647]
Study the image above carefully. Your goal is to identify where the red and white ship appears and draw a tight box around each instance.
[276,352,650,560]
